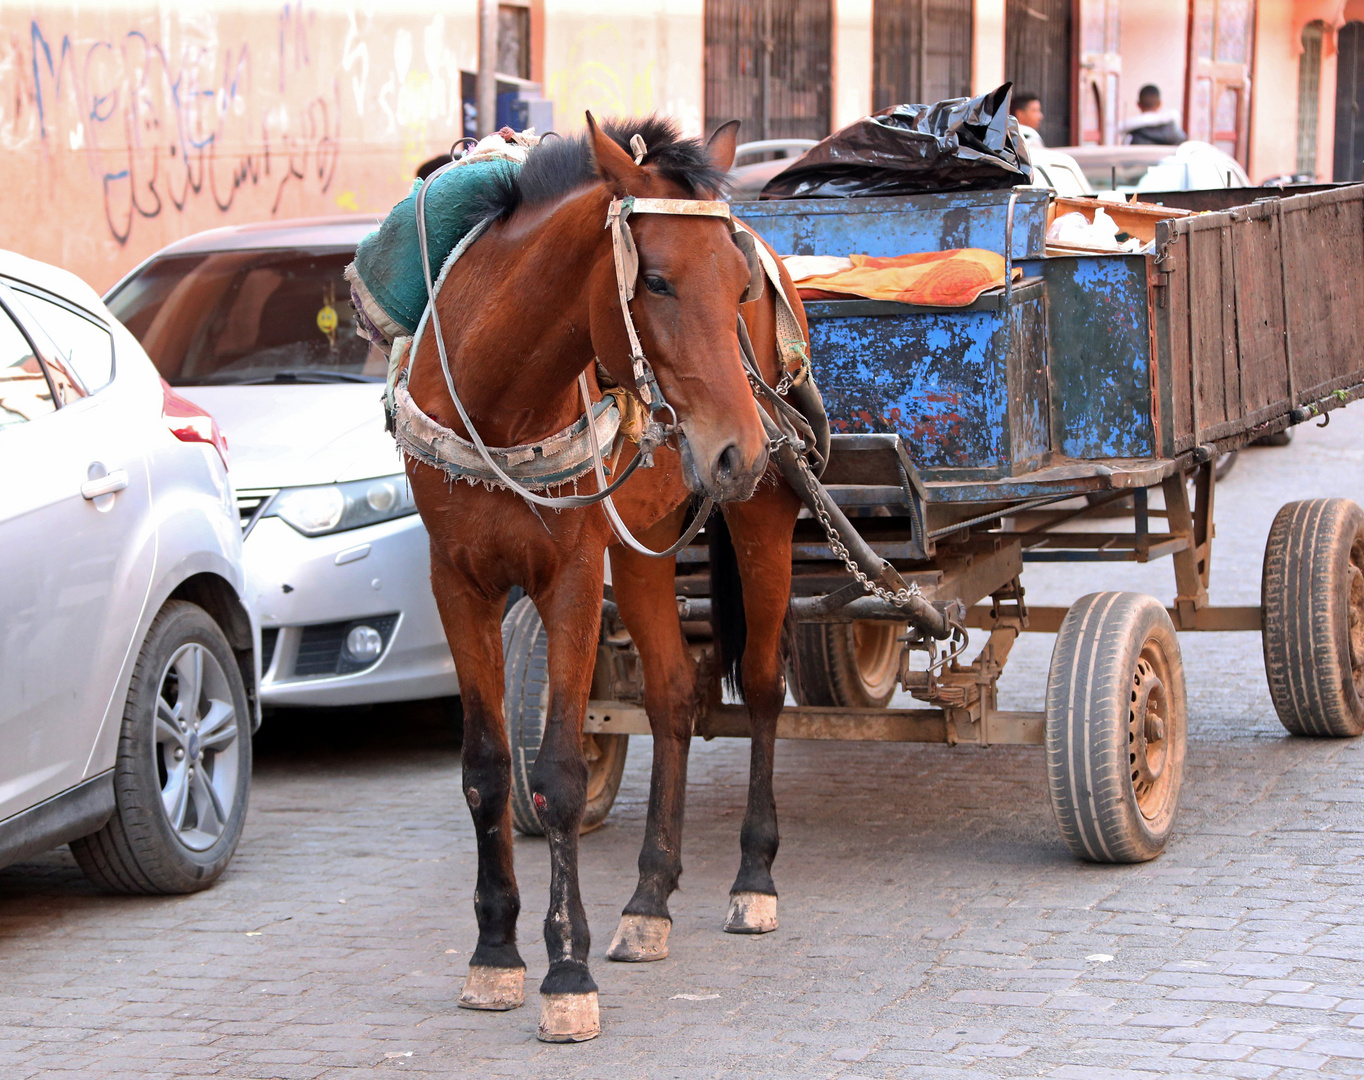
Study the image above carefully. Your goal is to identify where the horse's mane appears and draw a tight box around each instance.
[470,116,728,222]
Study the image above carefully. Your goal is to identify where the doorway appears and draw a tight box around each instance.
[1005,0,1073,146]
[1185,0,1257,165]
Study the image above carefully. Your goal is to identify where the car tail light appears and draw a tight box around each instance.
[161,379,230,470]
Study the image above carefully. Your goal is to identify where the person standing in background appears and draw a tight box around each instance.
[1010,91,1046,146]
[1120,85,1187,145]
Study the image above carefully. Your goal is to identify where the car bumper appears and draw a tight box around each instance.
[245,514,457,707]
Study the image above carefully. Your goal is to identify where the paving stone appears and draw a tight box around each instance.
[5,396,1364,1080]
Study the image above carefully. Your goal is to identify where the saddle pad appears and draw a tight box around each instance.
[348,158,518,338]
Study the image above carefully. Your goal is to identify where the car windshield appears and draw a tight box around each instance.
[106,249,382,385]
[1078,157,1166,191]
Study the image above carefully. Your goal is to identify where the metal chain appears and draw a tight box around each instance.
[795,453,923,608]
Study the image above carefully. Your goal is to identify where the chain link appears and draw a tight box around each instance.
[795,453,924,609]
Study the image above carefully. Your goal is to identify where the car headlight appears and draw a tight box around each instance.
[267,475,417,536]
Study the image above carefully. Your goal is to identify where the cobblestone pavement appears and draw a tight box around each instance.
[4,415,1364,1080]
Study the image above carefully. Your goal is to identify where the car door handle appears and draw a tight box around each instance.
[81,469,129,500]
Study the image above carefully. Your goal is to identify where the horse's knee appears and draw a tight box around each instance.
[462,736,512,824]
[528,743,588,833]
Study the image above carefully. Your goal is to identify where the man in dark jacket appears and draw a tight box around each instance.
[1120,85,1187,145]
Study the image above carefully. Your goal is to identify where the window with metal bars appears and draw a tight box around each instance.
[873,0,973,111]
[704,0,833,142]
[1297,21,1323,177]
[1336,22,1364,182]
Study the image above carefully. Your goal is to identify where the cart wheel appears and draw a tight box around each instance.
[1254,427,1294,448]
[1045,592,1187,863]
[1261,499,1364,738]
[502,597,629,836]
[792,622,901,708]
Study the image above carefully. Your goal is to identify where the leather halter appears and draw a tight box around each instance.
[604,195,734,416]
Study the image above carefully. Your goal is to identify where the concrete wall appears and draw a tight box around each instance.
[973,0,1006,95]
[834,0,873,128]
[542,0,704,135]
[1,1,483,292]
[1117,0,1188,129]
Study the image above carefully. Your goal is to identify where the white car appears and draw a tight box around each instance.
[0,250,256,892]
[104,218,459,711]
[1058,141,1251,194]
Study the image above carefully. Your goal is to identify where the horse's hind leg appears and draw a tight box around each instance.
[428,560,526,1011]
[604,507,697,963]
[717,484,801,933]
[527,572,609,1041]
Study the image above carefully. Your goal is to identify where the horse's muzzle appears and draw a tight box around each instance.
[680,435,769,503]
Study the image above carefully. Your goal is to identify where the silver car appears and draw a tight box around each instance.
[104,218,459,711]
[0,249,256,891]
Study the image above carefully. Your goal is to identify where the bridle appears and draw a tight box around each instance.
[413,166,767,556]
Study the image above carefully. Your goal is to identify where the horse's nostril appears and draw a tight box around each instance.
[716,443,741,482]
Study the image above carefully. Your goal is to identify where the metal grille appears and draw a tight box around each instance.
[1336,21,1364,182]
[705,0,832,143]
[1005,0,1073,147]
[260,628,280,674]
[295,615,399,678]
[235,488,279,532]
[873,0,973,111]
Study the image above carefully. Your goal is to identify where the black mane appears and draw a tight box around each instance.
[468,116,728,222]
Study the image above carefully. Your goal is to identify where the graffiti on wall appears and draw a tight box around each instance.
[0,0,475,283]
[0,5,346,244]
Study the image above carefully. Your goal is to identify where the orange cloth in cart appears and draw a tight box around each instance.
[794,249,1019,306]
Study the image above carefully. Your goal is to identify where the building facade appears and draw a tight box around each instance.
[2,1,1362,290]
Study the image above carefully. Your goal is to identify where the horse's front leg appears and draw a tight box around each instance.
[604,505,697,963]
[528,568,608,1041]
[719,485,801,933]
[428,557,526,1011]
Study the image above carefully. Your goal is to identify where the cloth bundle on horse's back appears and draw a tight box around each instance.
[346,130,537,341]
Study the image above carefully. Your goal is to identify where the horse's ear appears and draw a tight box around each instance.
[585,111,644,192]
[707,119,741,173]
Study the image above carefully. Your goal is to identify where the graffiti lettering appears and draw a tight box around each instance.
[3,8,342,246]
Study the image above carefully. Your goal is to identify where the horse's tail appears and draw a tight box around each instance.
[708,511,747,700]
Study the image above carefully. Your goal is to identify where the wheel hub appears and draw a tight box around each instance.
[1130,656,1168,797]
[1347,560,1364,685]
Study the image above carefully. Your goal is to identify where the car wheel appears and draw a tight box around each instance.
[71,601,251,894]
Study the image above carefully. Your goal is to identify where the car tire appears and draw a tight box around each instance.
[71,601,252,894]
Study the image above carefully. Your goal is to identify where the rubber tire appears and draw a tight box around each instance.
[1254,427,1294,447]
[70,601,252,894]
[502,597,628,837]
[1262,498,1364,737]
[1045,592,1187,864]
[792,622,901,708]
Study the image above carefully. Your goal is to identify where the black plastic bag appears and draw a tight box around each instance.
[760,84,1032,200]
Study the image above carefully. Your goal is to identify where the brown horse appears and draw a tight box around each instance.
[404,115,807,1041]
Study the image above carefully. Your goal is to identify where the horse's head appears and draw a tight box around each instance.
[585,114,769,503]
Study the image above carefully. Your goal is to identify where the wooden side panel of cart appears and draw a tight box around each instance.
[1154,185,1364,456]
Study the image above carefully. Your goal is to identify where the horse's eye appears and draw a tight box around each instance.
[643,275,671,296]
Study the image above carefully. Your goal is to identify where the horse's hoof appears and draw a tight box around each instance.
[458,965,525,1011]
[724,891,778,934]
[537,991,601,1042]
[607,914,671,962]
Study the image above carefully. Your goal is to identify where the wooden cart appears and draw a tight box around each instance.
[501,183,1364,861]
